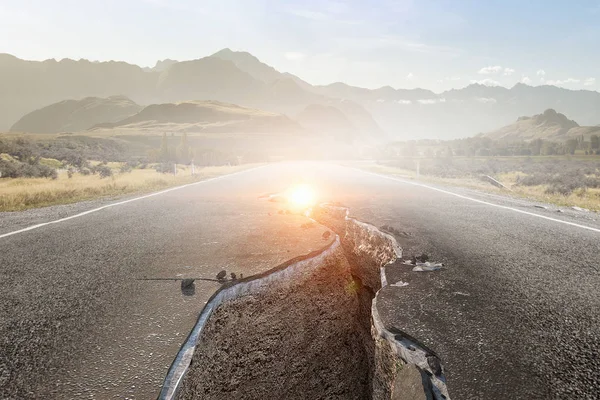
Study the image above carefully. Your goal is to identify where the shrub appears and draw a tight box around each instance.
[155,162,175,174]
[519,173,551,186]
[96,165,113,178]
[0,159,57,179]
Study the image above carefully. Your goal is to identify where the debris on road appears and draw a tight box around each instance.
[181,279,196,296]
[390,280,409,288]
[412,262,444,272]
[216,270,227,281]
[230,272,237,280]
[181,278,195,288]
[322,231,331,240]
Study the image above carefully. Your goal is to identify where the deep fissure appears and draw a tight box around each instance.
[164,204,448,399]
[177,240,377,399]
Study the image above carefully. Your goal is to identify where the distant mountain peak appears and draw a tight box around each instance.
[484,108,583,142]
[536,108,579,127]
[212,48,260,62]
[152,59,178,72]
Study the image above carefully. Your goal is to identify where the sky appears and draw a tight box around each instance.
[1,0,598,93]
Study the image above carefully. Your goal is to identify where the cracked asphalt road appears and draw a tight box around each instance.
[314,163,600,400]
[0,165,326,399]
[2,162,600,399]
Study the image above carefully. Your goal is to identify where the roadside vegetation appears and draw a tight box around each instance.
[0,134,259,211]
[383,135,600,159]
[368,136,600,211]
[0,164,255,211]
[365,156,600,212]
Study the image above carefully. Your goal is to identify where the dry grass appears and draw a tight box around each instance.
[358,162,600,212]
[0,164,260,212]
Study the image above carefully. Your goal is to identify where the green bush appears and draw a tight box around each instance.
[96,165,113,178]
[0,159,57,179]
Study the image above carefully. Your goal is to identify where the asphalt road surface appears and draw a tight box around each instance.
[314,163,600,400]
[0,165,326,399]
[2,162,600,399]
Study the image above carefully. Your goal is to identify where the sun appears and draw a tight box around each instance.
[287,183,316,209]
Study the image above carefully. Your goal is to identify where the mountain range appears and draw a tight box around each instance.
[2,49,600,140]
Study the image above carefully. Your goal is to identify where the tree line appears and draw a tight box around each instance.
[385,134,600,158]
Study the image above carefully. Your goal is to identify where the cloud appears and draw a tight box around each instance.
[536,69,546,76]
[478,66,513,76]
[521,76,532,84]
[584,77,596,86]
[478,66,502,75]
[470,78,500,86]
[417,98,446,105]
[396,100,412,105]
[475,97,497,104]
[503,68,515,76]
[545,78,580,86]
[284,52,306,61]
[406,72,414,80]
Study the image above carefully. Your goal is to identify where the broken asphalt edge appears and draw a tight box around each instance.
[158,236,340,400]
[158,203,451,400]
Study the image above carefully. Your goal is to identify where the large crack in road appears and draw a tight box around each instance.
[161,204,450,400]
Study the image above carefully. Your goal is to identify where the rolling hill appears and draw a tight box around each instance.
[482,109,600,142]
[10,96,142,133]
[94,100,303,134]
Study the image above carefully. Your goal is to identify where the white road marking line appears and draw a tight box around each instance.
[0,166,265,240]
[355,169,600,234]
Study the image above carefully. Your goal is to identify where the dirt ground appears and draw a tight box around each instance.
[177,248,373,400]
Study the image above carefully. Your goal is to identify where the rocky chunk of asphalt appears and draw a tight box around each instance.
[391,364,432,400]
[180,279,196,297]
[216,270,227,281]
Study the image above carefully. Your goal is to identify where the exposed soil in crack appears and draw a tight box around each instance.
[177,245,373,400]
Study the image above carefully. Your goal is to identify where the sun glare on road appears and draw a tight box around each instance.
[286,183,317,209]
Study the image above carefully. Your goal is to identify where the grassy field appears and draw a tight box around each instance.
[0,163,259,212]
[359,157,600,212]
